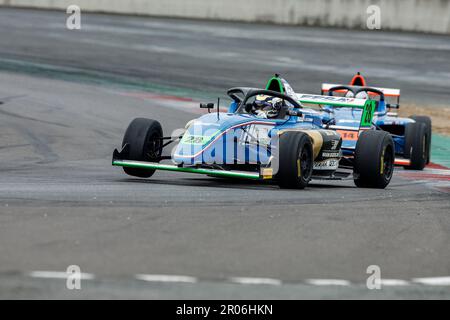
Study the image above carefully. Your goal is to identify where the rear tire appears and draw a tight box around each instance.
[409,115,431,165]
[276,132,313,189]
[354,131,394,189]
[121,118,163,178]
[404,122,427,170]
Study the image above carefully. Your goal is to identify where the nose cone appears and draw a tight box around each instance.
[172,113,249,165]
[172,113,275,165]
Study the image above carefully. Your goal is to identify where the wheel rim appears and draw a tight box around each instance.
[383,146,394,180]
[145,133,161,160]
[299,147,312,180]
[422,135,427,160]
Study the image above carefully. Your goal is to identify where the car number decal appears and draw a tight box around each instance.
[336,130,359,141]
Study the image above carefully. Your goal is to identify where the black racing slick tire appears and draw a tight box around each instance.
[276,132,313,189]
[121,118,163,178]
[404,122,427,170]
[354,130,395,189]
[409,115,432,165]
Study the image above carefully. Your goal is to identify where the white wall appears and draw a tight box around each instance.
[1,0,449,34]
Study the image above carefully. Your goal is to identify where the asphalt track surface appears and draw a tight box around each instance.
[0,8,449,299]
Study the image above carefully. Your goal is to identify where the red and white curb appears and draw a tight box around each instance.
[399,168,450,181]
[398,165,450,193]
[25,272,450,287]
[119,91,228,115]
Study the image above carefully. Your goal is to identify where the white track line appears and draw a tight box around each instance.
[28,271,95,280]
[135,274,197,283]
[305,279,351,286]
[228,277,282,285]
[26,271,450,287]
[380,279,410,286]
[412,276,450,286]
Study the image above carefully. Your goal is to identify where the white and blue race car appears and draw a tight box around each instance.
[321,73,431,170]
[113,77,395,189]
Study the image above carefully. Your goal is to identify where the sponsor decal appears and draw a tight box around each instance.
[322,151,341,158]
[322,130,336,136]
[330,139,339,150]
[313,159,339,170]
[298,94,355,103]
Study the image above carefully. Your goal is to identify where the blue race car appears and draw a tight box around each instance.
[321,73,432,170]
[113,77,395,189]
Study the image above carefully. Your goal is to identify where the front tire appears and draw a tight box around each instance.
[276,132,313,189]
[354,130,394,189]
[121,118,163,178]
[404,122,427,170]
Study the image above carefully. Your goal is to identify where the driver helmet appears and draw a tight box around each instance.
[254,95,283,119]
[345,91,368,100]
[355,91,369,99]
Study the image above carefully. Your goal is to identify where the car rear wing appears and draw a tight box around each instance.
[297,93,367,107]
[321,83,400,97]
[296,93,376,129]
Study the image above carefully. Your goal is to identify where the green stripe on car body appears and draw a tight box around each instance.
[113,160,261,180]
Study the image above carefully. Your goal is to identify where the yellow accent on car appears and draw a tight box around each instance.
[305,131,324,159]
[297,159,301,177]
[277,129,324,159]
[261,168,273,179]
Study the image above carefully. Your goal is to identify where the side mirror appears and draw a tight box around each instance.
[287,109,303,117]
[200,103,214,109]
[387,103,399,109]
[200,103,214,113]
